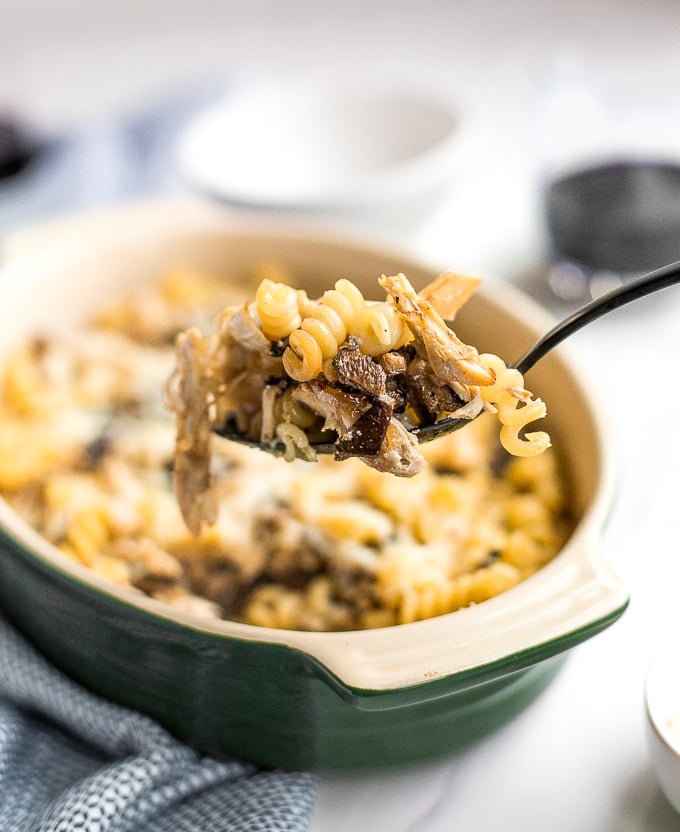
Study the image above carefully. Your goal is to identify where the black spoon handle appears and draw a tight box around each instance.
[513,260,680,376]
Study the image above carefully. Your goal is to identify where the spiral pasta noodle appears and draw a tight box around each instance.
[275,421,317,462]
[394,562,523,624]
[353,301,412,356]
[478,353,550,457]
[255,279,301,341]
[283,279,365,381]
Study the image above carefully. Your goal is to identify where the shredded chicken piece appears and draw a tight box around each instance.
[379,273,495,389]
[163,329,218,535]
[220,302,271,356]
[356,418,425,477]
[419,271,482,320]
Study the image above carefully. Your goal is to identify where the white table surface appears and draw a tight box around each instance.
[5,1,680,828]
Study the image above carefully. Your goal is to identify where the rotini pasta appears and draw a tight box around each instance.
[352,301,413,355]
[283,278,365,381]
[255,279,301,341]
[478,353,551,457]
[393,561,523,625]
[275,422,317,462]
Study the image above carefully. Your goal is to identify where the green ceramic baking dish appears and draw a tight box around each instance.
[0,200,628,769]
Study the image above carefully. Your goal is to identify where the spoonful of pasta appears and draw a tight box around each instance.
[165,259,680,487]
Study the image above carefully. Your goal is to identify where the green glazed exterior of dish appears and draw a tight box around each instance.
[0,523,625,769]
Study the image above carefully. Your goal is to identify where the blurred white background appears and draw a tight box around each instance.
[3,0,680,277]
[3,0,680,275]
[2,0,679,129]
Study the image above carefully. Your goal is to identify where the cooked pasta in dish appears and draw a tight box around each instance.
[0,268,571,632]
[165,270,550,533]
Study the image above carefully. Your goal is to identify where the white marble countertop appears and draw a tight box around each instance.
[4,1,680,828]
